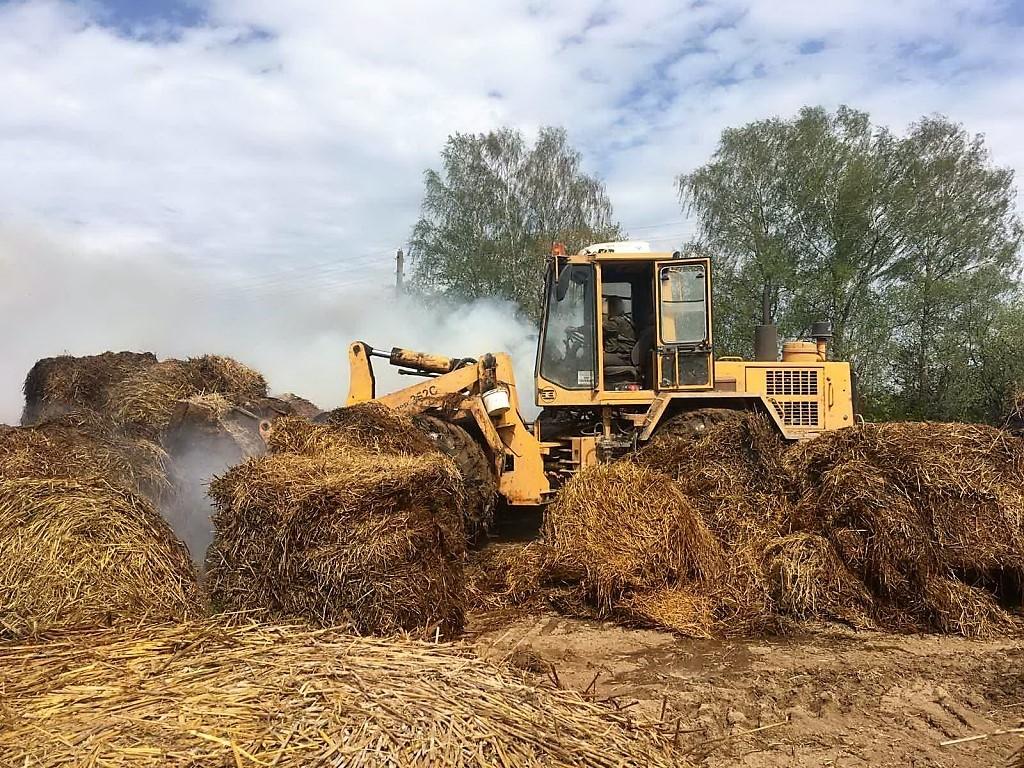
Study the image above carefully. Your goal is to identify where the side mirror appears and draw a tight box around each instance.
[555,265,571,301]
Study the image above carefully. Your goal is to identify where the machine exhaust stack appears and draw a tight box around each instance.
[754,324,779,362]
[812,321,833,361]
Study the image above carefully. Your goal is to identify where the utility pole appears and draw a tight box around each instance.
[395,248,404,297]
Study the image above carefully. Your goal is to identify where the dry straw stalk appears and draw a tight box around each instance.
[0,477,203,637]
[0,620,685,767]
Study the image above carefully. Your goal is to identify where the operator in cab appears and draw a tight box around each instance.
[603,295,636,367]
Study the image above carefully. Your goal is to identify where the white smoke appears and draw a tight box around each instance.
[0,223,541,425]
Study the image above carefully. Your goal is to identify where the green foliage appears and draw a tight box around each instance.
[409,127,621,320]
[679,106,1023,424]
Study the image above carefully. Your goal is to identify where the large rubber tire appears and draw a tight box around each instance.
[654,407,745,441]
[413,415,498,544]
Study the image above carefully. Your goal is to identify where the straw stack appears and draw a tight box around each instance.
[272,406,497,541]
[0,620,684,767]
[630,412,791,634]
[207,415,467,637]
[285,402,438,455]
[187,354,268,402]
[637,410,790,540]
[469,414,1023,638]
[0,477,203,637]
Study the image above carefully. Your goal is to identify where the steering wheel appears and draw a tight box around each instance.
[564,326,585,356]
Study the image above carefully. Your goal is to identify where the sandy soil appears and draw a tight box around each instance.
[471,612,1024,767]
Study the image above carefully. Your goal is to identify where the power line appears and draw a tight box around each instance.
[205,251,397,297]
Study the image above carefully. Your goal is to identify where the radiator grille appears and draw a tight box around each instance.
[765,369,819,396]
[771,400,820,427]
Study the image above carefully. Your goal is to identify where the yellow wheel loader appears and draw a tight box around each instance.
[344,242,855,519]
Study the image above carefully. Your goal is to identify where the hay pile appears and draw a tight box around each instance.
[637,410,790,538]
[0,621,683,767]
[0,409,171,501]
[207,415,467,637]
[21,351,157,425]
[785,422,1024,635]
[516,454,791,638]
[21,351,271,465]
[281,405,497,541]
[187,354,268,401]
[0,477,203,637]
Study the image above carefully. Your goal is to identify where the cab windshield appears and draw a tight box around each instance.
[538,264,596,389]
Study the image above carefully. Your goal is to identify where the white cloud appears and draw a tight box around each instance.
[0,0,1021,418]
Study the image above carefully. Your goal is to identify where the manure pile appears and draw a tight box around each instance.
[0,620,682,768]
[207,408,468,637]
[472,414,1024,638]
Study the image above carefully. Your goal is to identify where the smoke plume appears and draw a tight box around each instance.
[0,223,540,425]
[0,223,541,562]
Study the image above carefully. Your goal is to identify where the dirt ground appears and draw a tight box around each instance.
[470,611,1024,767]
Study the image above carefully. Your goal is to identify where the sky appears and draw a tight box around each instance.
[0,0,1022,419]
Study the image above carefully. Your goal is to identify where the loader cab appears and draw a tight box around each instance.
[536,243,714,406]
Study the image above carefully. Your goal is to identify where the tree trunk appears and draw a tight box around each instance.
[761,281,772,326]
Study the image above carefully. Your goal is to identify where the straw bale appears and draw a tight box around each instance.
[105,356,269,437]
[104,360,197,436]
[0,620,684,767]
[186,353,267,401]
[0,477,203,637]
[785,422,1024,634]
[544,462,721,610]
[308,402,438,455]
[636,411,790,541]
[21,350,157,425]
[0,410,171,501]
[764,532,873,626]
[206,449,467,637]
[272,408,497,541]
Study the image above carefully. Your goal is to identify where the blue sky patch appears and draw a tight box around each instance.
[799,39,825,55]
[75,0,206,38]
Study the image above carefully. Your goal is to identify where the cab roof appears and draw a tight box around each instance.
[564,250,680,264]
